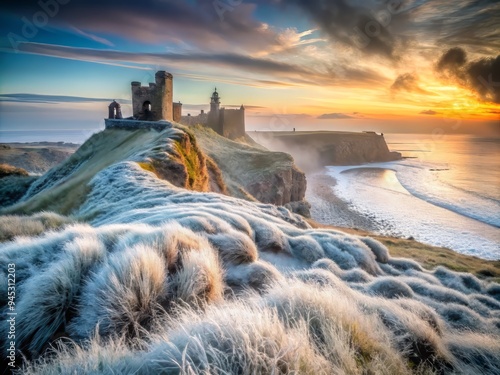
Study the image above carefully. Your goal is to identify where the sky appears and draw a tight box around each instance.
[0,0,499,137]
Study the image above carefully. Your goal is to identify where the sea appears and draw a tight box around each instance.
[322,134,500,260]
[0,129,99,144]
[1,130,499,260]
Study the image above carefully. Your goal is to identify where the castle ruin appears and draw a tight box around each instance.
[181,88,246,140]
[105,71,245,139]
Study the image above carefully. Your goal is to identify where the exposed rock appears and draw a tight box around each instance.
[0,163,29,178]
[250,131,401,171]
[188,125,307,206]
[150,130,212,192]
[285,200,311,218]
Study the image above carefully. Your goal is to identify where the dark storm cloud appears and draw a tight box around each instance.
[281,0,413,59]
[436,48,500,104]
[437,47,467,73]
[466,55,500,104]
[430,1,500,55]
[280,0,500,60]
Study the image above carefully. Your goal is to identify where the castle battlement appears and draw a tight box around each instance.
[105,72,245,139]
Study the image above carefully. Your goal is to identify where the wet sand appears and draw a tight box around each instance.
[305,170,380,232]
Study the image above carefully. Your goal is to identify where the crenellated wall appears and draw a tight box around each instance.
[131,71,173,121]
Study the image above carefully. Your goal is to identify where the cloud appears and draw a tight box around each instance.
[465,55,500,104]
[436,47,467,73]
[282,0,413,60]
[390,73,428,94]
[419,110,440,115]
[436,48,500,104]
[5,42,387,88]
[430,1,500,55]
[318,113,357,119]
[68,26,115,47]
[0,93,131,104]
[2,0,286,55]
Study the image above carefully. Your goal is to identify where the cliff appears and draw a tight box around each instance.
[189,125,307,207]
[250,131,401,170]
[2,125,306,215]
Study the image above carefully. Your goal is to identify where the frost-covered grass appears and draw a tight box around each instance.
[1,160,499,374]
[2,128,183,215]
[308,221,500,283]
[1,128,499,374]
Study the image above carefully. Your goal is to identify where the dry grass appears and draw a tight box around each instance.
[0,163,29,177]
[0,212,72,242]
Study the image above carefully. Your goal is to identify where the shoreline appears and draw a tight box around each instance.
[305,169,380,232]
[307,165,500,261]
[305,170,500,282]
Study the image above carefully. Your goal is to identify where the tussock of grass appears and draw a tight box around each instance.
[307,220,500,283]
[0,163,29,177]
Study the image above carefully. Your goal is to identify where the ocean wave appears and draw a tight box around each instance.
[326,164,500,260]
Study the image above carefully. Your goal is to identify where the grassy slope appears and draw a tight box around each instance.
[2,129,172,215]
[0,143,79,174]
[189,125,295,200]
[307,220,500,283]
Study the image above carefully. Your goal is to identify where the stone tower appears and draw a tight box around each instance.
[208,88,221,132]
[131,71,173,121]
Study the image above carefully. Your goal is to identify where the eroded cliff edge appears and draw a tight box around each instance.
[250,131,401,170]
[189,125,306,207]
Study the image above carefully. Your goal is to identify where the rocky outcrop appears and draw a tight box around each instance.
[250,131,401,171]
[188,125,307,207]
[246,164,306,206]
[320,135,401,165]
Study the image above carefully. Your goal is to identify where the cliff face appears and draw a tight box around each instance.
[246,164,306,206]
[320,134,401,165]
[189,125,307,207]
[250,131,401,170]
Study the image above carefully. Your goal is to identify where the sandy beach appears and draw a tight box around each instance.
[305,170,380,231]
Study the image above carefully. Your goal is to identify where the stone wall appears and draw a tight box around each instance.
[130,71,173,121]
[220,108,245,139]
[173,102,182,122]
[104,119,172,131]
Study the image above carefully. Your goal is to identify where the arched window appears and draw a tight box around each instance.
[143,101,152,112]
[108,100,122,119]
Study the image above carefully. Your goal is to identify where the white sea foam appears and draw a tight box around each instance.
[325,161,500,260]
